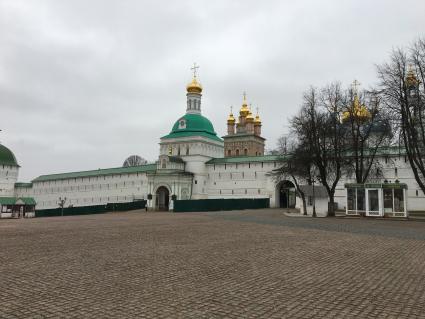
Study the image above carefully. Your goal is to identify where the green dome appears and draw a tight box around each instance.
[162,113,222,142]
[0,144,18,166]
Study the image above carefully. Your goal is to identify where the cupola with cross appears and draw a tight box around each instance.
[186,63,203,114]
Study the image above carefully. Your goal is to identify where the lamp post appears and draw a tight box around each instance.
[308,166,318,218]
[312,178,317,218]
[58,197,67,217]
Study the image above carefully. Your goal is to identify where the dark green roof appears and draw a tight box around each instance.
[345,145,407,157]
[0,197,36,205]
[161,113,223,142]
[32,164,157,183]
[206,155,284,164]
[0,144,18,166]
[15,182,33,188]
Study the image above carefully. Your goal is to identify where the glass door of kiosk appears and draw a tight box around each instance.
[366,189,382,216]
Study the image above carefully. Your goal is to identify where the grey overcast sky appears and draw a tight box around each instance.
[1,0,424,181]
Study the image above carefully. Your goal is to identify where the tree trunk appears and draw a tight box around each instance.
[328,194,336,217]
[300,193,307,215]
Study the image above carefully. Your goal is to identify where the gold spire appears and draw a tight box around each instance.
[186,63,203,93]
[239,91,249,116]
[254,107,262,125]
[406,65,419,87]
[227,106,235,124]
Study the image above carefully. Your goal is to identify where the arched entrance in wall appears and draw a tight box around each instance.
[276,180,296,208]
[156,186,170,211]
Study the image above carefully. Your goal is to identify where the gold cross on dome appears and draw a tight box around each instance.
[256,107,259,115]
[243,91,247,100]
[230,106,233,114]
[352,79,361,93]
[191,63,200,78]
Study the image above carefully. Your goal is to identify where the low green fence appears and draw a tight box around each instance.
[35,200,147,217]
[106,201,146,212]
[173,198,270,213]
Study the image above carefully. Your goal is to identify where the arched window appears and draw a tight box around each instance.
[236,149,240,156]
[244,149,248,156]
[186,147,189,155]
[178,147,181,156]
[161,159,166,169]
[227,150,231,156]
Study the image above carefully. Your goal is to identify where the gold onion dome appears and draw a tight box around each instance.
[406,67,419,87]
[227,112,235,124]
[186,77,203,93]
[342,95,371,122]
[254,113,262,125]
[246,110,254,122]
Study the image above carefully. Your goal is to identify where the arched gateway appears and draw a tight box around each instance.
[276,180,296,208]
[156,186,170,211]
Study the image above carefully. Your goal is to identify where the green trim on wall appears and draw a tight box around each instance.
[32,164,157,183]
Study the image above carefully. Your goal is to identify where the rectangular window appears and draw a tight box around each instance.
[347,188,356,210]
[357,189,365,211]
[383,189,393,213]
[394,189,404,212]
[368,189,379,212]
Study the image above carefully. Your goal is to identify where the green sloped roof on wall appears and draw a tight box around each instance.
[0,197,36,205]
[32,164,157,182]
[15,182,33,188]
[0,144,19,166]
[206,155,285,164]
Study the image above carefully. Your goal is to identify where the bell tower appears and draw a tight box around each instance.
[186,63,202,115]
[223,93,265,157]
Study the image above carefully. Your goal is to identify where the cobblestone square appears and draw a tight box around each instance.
[1,209,425,318]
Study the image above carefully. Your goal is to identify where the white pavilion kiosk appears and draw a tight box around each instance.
[345,183,408,218]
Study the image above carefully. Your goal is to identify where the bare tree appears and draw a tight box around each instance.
[377,38,425,192]
[123,155,148,167]
[292,85,345,217]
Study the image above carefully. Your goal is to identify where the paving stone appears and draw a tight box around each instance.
[1,209,425,318]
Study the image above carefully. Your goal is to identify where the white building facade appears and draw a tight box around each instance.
[1,74,425,215]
